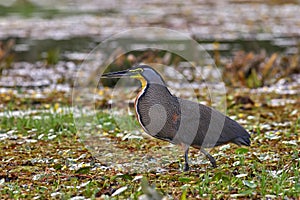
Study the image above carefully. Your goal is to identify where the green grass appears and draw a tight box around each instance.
[0,112,75,137]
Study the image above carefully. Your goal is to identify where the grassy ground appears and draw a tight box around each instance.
[0,88,299,199]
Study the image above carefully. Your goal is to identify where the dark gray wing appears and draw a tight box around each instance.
[176,99,250,148]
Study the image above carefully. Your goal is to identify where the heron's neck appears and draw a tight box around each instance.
[136,76,147,89]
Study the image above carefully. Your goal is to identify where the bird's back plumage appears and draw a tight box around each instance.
[136,83,250,149]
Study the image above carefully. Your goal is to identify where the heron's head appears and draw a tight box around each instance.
[102,64,166,88]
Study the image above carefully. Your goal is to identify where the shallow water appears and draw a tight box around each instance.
[0,0,299,62]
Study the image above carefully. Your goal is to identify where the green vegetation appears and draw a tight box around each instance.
[0,90,299,199]
[44,48,60,65]
[0,0,58,18]
[0,0,117,19]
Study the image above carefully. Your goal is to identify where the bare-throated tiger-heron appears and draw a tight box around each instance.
[102,64,251,171]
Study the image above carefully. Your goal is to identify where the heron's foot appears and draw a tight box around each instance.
[206,154,217,168]
[210,159,217,168]
[201,149,217,168]
[184,163,190,172]
[184,146,190,171]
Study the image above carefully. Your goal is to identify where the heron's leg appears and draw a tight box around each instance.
[184,147,190,171]
[200,148,217,168]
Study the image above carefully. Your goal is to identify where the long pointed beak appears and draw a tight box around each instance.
[101,69,132,78]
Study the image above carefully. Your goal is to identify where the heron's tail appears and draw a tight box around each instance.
[233,136,251,146]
